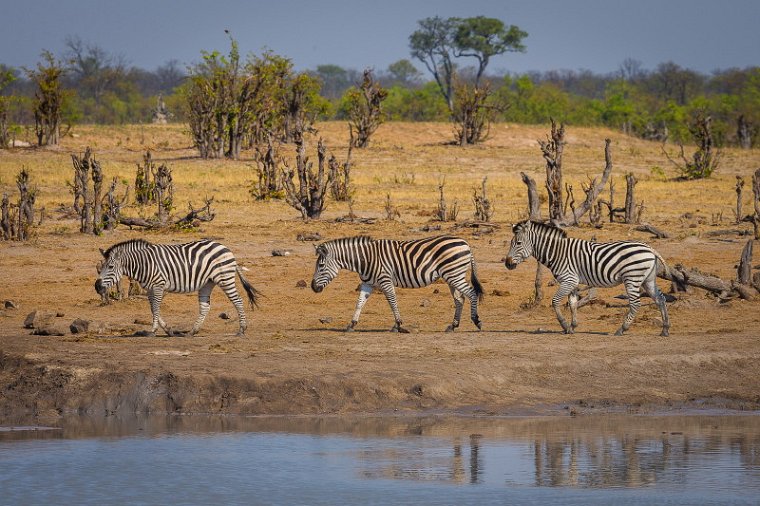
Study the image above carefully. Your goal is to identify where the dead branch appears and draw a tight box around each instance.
[558,139,613,226]
[520,172,541,220]
[635,223,670,239]
[539,119,565,222]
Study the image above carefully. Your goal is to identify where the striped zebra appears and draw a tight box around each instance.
[505,220,672,336]
[95,239,259,336]
[311,235,484,333]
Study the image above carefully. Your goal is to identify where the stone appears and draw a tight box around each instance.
[295,280,308,289]
[319,317,332,324]
[70,318,90,334]
[3,300,18,309]
[32,322,67,336]
[219,312,231,320]
[23,310,55,329]
[271,249,292,256]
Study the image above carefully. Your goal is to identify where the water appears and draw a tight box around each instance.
[1,414,759,505]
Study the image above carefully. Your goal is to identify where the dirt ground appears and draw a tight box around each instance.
[1,122,759,423]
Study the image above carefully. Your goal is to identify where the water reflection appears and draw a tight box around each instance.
[1,413,759,503]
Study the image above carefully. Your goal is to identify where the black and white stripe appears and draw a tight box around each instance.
[505,220,671,336]
[95,239,259,336]
[311,235,484,332]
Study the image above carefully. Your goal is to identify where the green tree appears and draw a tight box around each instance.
[0,67,17,148]
[453,16,527,87]
[386,59,422,86]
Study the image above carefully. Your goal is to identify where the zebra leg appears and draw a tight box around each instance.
[190,281,215,336]
[643,275,670,337]
[148,286,173,337]
[552,282,577,334]
[218,276,248,336]
[615,279,641,336]
[347,283,373,332]
[568,289,579,330]
[446,278,482,331]
[445,286,464,332]
[378,279,409,333]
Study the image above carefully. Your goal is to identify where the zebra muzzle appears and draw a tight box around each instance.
[311,279,323,293]
[95,279,105,294]
[505,257,518,270]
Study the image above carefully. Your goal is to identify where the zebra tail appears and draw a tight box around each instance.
[470,257,485,303]
[237,266,261,309]
[653,250,686,292]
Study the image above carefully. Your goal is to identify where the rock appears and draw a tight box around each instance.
[491,289,510,297]
[297,233,321,242]
[32,322,67,336]
[219,312,231,320]
[56,312,65,318]
[419,298,431,307]
[23,310,55,329]
[70,318,90,334]
[271,249,292,256]
[3,300,19,309]
[295,280,308,289]
[319,317,332,324]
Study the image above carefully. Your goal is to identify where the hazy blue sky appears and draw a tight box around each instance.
[2,0,758,75]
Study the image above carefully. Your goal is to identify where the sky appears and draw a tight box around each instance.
[2,0,759,76]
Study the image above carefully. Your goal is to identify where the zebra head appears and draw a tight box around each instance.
[95,247,124,296]
[505,220,534,270]
[311,243,339,293]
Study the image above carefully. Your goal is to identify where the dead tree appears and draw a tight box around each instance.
[154,163,174,225]
[520,172,541,221]
[473,177,493,222]
[252,135,284,200]
[558,139,614,227]
[135,151,156,205]
[103,177,128,230]
[435,178,458,222]
[657,242,758,301]
[624,173,638,224]
[15,169,35,241]
[384,194,400,221]
[1,193,14,240]
[281,136,330,220]
[519,171,545,306]
[735,176,745,224]
[737,239,753,287]
[539,119,565,222]
[71,148,105,234]
[741,168,760,239]
[328,143,353,201]
[346,69,388,148]
[662,113,721,180]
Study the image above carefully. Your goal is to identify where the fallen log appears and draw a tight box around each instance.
[635,223,670,238]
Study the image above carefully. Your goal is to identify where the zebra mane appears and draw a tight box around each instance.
[102,238,153,258]
[521,220,568,239]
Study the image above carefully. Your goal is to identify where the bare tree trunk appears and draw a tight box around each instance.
[624,173,638,224]
[16,169,35,241]
[753,169,760,239]
[154,163,174,225]
[473,177,493,222]
[91,157,103,235]
[737,239,753,285]
[735,176,745,224]
[539,119,565,222]
[520,172,541,221]
[281,136,332,220]
[1,193,13,240]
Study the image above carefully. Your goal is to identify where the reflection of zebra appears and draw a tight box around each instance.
[311,236,484,333]
[95,239,259,336]
[505,220,672,336]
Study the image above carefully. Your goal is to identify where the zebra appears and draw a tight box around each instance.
[311,235,484,333]
[95,239,259,336]
[505,220,673,336]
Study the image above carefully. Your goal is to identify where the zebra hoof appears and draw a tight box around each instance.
[614,328,625,336]
[445,325,456,333]
[563,328,574,335]
[397,327,410,334]
[660,329,669,337]
[345,326,355,333]
[475,321,482,331]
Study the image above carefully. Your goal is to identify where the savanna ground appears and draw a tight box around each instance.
[1,122,759,424]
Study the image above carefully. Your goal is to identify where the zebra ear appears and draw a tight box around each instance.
[99,248,107,258]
